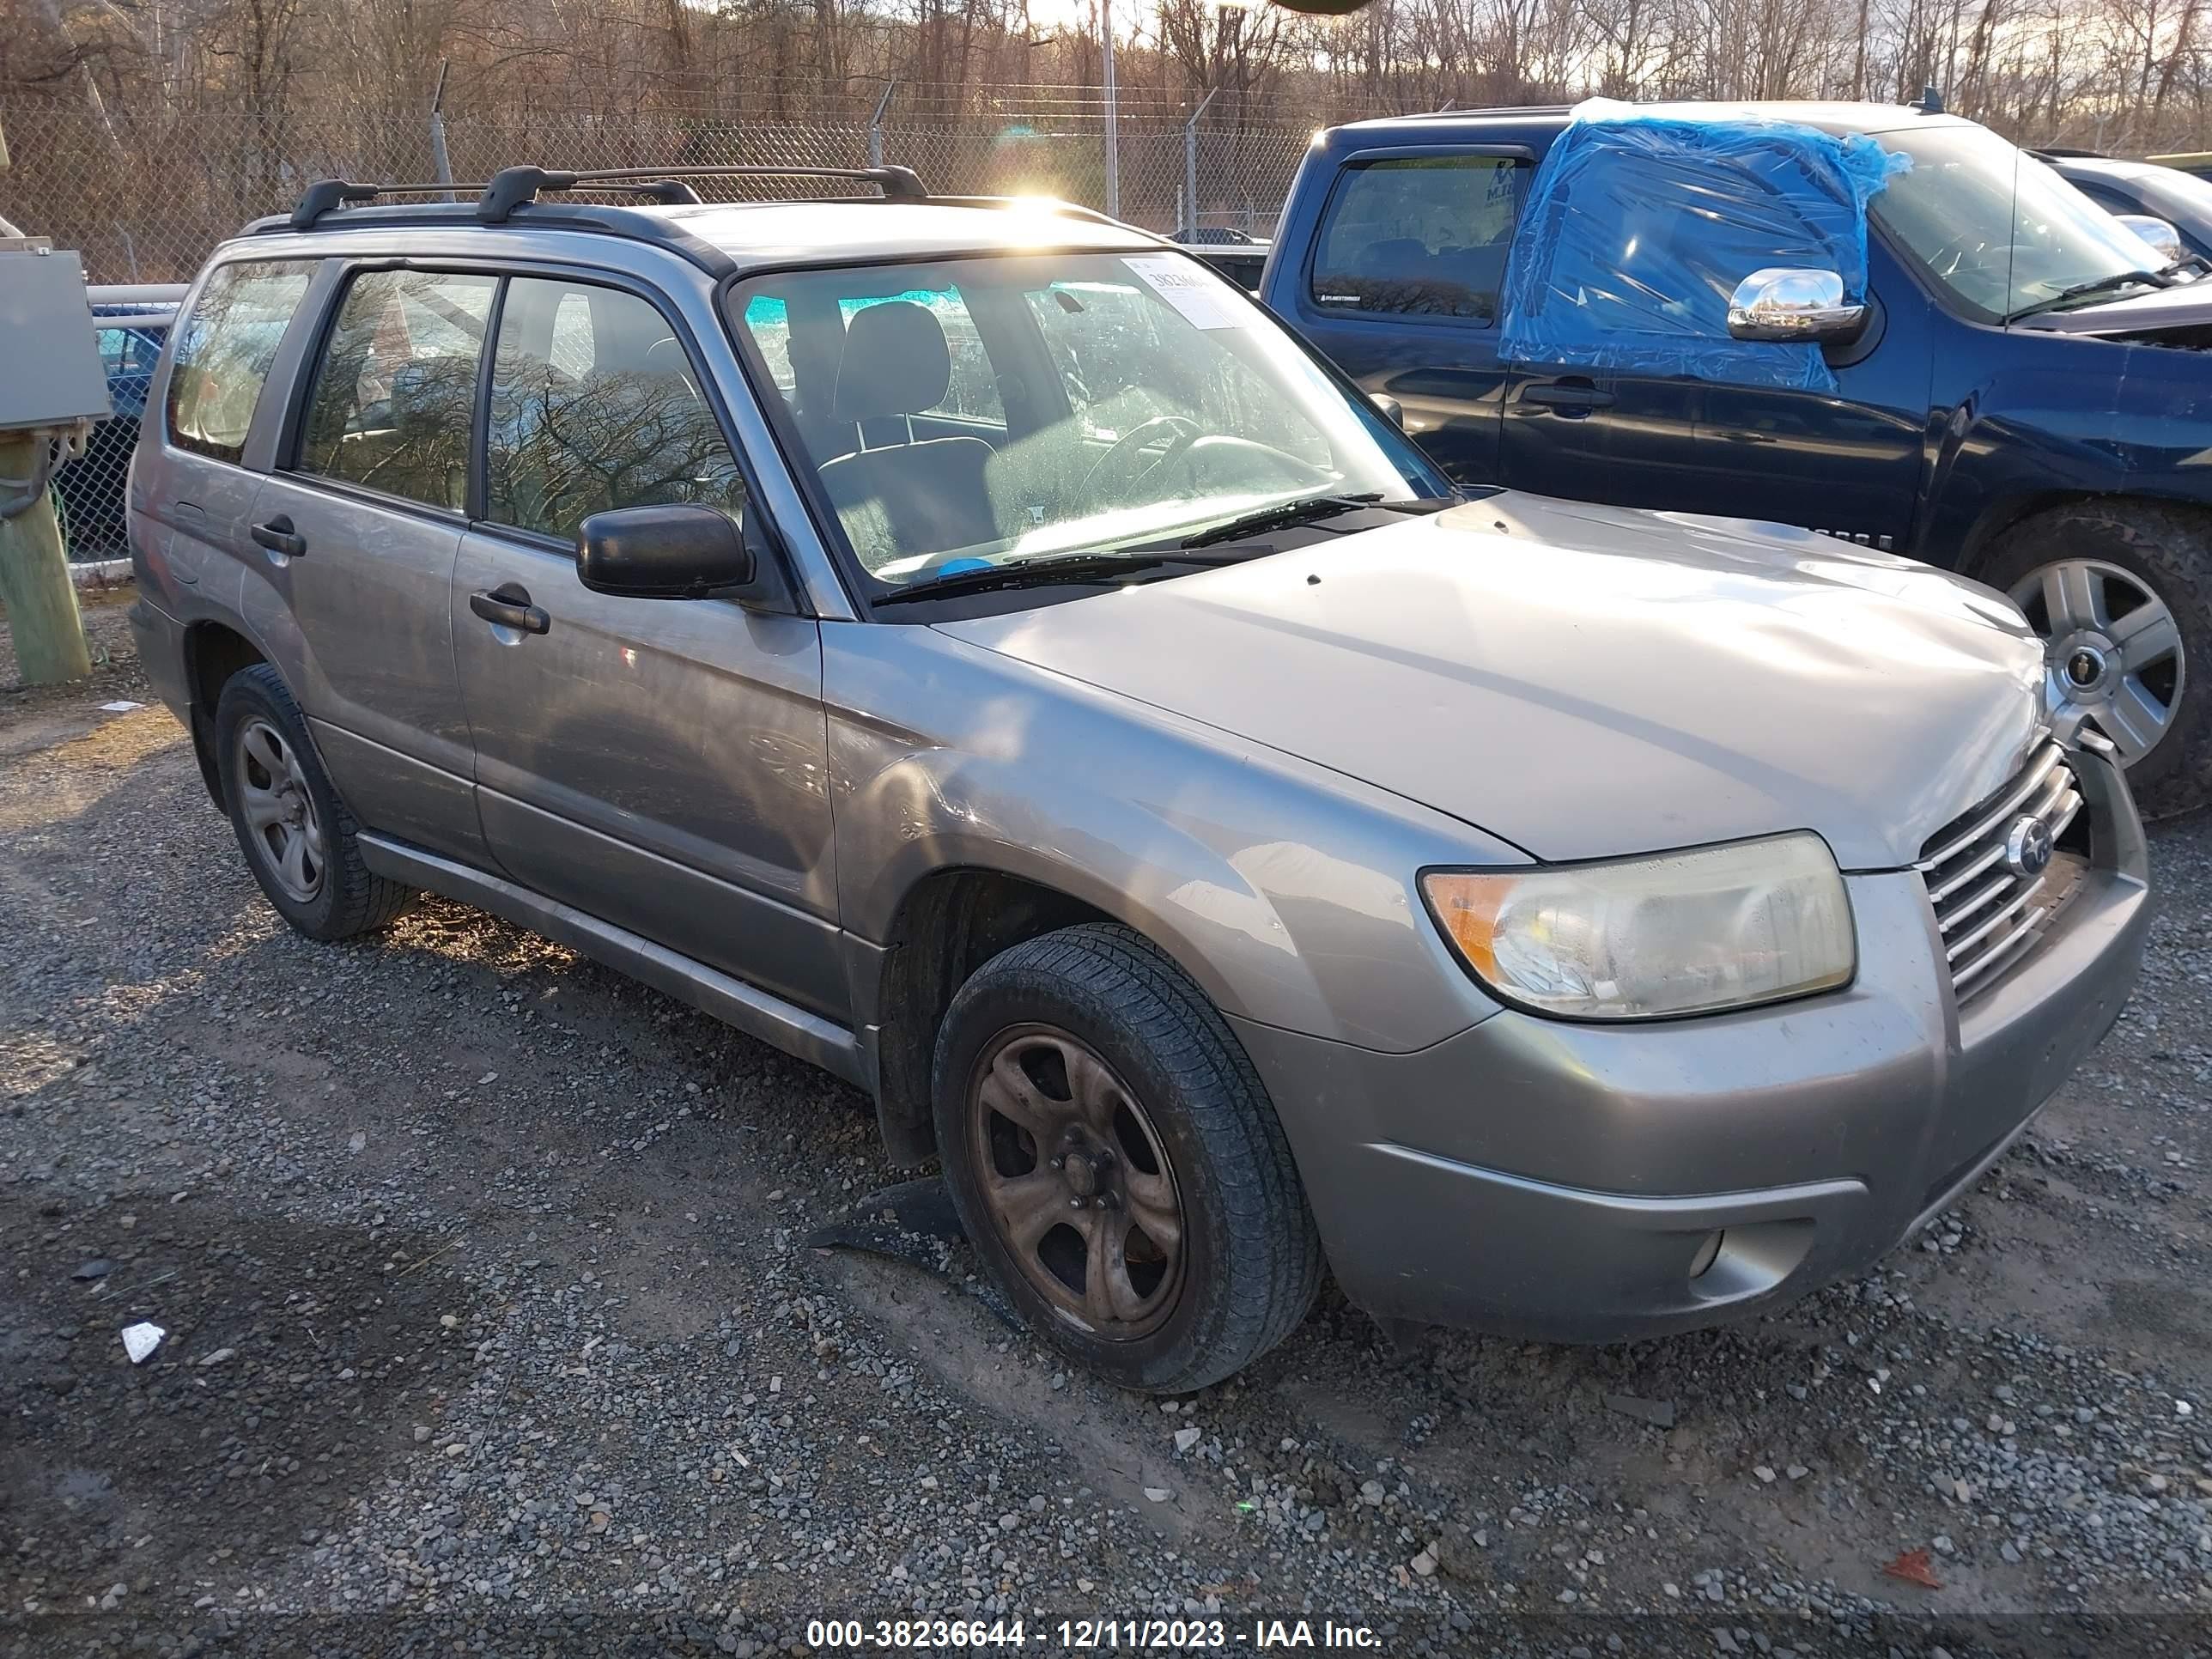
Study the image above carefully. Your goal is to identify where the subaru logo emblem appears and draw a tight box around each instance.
[2004,814,2054,878]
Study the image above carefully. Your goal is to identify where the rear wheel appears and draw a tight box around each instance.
[215,665,411,939]
[932,922,1321,1393]
[1980,501,2210,817]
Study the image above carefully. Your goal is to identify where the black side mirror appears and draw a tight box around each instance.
[575,504,755,599]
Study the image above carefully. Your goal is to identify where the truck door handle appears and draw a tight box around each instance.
[1521,380,1616,417]
[470,582,550,636]
[249,515,306,556]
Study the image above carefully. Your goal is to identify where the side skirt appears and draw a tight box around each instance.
[357,832,874,1092]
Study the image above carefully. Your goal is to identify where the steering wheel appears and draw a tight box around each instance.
[1079,414,1205,504]
[1927,235,2032,283]
[1176,434,1334,492]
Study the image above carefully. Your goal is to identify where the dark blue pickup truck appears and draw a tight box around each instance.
[1263,100,2212,814]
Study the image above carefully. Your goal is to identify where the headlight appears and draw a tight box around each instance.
[1421,832,1855,1021]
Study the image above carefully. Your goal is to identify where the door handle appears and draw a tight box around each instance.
[249,515,306,557]
[470,582,551,636]
[1521,380,1617,417]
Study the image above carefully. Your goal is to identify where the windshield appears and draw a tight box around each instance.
[1871,124,2166,322]
[730,251,1442,593]
[2127,164,2212,236]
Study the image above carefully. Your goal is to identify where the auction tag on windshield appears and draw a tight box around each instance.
[1122,255,1244,329]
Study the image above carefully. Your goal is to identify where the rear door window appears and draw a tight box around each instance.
[164,260,316,465]
[1310,155,1526,322]
[295,269,496,511]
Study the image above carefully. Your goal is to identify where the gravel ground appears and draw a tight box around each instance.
[5,595,2212,1657]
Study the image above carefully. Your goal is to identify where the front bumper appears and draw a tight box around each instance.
[1235,749,2150,1342]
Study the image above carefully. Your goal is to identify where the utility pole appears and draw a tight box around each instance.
[1182,87,1218,237]
[869,78,898,169]
[428,60,456,204]
[1102,0,1120,220]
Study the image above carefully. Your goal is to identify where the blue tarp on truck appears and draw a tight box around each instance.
[1497,99,1910,392]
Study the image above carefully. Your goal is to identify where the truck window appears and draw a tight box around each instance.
[164,260,315,465]
[485,276,747,542]
[295,269,495,512]
[1310,156,1524,322]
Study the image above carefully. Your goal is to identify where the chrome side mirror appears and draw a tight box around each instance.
[2114,214,2185,266]
[1725,267,1869,343]
[1369,391,1405,428]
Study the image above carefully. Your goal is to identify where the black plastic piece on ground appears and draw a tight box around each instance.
[802,1176,1020,1330]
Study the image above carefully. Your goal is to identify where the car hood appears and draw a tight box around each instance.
[934,494,2048,869]
[2014,280,2212,339]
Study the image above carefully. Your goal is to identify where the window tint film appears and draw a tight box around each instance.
[165,260,314,465]
[1311,156,1524,320]
[297,269,494,509]
[486,277,745,543]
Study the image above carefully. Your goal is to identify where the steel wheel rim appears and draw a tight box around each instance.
[2009,558,2186,767]
[966,1024,1186,1340]
[234,718,325,903]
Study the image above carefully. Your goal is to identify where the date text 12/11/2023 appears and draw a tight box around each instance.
[801,1618,1385,1649]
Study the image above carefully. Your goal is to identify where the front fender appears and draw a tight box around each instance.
[824,623,1520,1054]
[1923,330,2212,565]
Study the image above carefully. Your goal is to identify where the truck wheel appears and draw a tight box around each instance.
[214,665,412,940]
[932,922,1322,1393]
[1981,501,2209,817]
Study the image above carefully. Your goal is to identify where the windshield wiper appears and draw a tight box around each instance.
[2005,268,2171,323]
[1176,492,1454,551]
[872,549,1249,606]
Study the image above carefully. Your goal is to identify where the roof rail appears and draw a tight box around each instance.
[283,163,931,234]
[476,163,928,222]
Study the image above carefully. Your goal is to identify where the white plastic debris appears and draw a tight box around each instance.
[100,700,143,714]
[120,1322,165,1364]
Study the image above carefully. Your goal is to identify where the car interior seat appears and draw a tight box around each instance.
[816,300,1000,565]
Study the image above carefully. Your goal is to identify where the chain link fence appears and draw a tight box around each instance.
[3,92,1322,559]
[3,94,1319,283]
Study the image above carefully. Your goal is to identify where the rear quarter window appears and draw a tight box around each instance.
[164,260,316,465]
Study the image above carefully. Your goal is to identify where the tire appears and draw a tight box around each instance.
[1978,500,2211,817]
[214,664,412,940]
[931,922,1322,1393]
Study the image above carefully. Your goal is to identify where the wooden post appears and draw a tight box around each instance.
[0,431,94,684]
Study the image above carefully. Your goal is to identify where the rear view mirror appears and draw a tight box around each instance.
[1725,268,1868,343]
[575,504,754,599]
[1369,392,1405,428]
[2114,214,2185,266]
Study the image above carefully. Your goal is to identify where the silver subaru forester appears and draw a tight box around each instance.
[126,165,2149,1391]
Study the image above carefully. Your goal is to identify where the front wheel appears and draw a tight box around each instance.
[931,923,1321,1393]
[1980,501,2210,817]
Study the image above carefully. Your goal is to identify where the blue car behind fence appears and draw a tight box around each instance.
[53,289,183,562]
